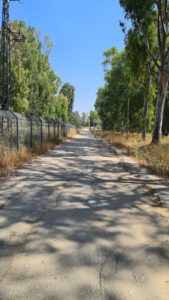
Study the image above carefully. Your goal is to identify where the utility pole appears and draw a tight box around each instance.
[0,0,24,111]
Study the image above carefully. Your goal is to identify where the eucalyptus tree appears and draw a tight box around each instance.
[89,110,101,128]
[70,111,81,128]
[96,48,145,132]
[60,83,75,120]
[120,0,169,143]
[10,21,62,118]
[95,87,112,130]
[125,29,156,139]
[54,94,68,122]
[81,112,89,127]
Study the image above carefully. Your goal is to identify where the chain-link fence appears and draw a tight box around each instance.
[0,110,76,149]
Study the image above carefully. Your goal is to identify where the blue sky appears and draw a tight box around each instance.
[9,0,125,114]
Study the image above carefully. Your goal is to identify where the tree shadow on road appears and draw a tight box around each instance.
[0,131,169,300]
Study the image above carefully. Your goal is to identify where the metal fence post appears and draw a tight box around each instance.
[48,120,50,142]
[40,118,43,143]
[11,111,19,149]
[58,121,60,139]
[54,121,56,142]
[30,116,33,148]
[37,117,43,143]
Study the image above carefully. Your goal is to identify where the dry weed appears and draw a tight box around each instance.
[98,131,169,178]
[32,142,49,155]
[0,131,78,177]
[0,146,32,176]
[68,128,79,138]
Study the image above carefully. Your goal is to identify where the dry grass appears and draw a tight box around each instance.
[0,142,54,177]
[32,142,49,155]
[0,146,32,176]
[135,144,169,177]
[97,131,169,178]
[68,128,79,138]
[0,131,78,177]
[97,131,152,148]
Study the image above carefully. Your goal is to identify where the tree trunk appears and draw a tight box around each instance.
[142,74,151,140]
[152,72,169,144]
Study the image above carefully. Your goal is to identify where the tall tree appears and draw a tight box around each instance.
[60,83,75,120]
[70,111,81,128]
[54,94,68,122]
[81,112,89,126]
[95,48,146,132]
[89,110,101,127]
[9,21,62,118]
[125,28,156,139]
[120,0,169,144]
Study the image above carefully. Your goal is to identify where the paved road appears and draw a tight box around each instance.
[0,129,169,300]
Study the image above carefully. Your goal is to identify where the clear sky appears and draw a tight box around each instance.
[9,0,125,114]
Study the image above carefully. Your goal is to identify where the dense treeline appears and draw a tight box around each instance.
[5,21,75,122]
[95,0,169,144]
[69,111,100,128]
[95,48,156,132]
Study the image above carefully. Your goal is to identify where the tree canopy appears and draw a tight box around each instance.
[119,0,169,143]
[59,83,75,121]
[95,1,169,144]
[1,21,76,123]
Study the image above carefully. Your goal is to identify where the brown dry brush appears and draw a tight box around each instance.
[97,131,169,178]
[0,142,56,176]
[0,146,32,176]
[0,129,77,177]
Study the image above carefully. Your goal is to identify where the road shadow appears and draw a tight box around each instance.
[0,131,169,300]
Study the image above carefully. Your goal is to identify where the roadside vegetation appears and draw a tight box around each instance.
[4,21,85,129]
[0,20,86,176]
[95,1,169,144]
[0,142,58,177]
[94,1,169,177]
[0,127,77,177]
[95,131,169,178]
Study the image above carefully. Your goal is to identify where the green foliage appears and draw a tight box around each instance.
[81,112,89,127]
[54,94,68,122]
[119,0,156,29]
[120,0,169,144]
[59,83,75,120]
[96,1,162,136]
[95,48,155,132]
[3,21,74,123]
[89,110,101,127]
[70,111,81,128]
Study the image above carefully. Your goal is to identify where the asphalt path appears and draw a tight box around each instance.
[0,129,169,300]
